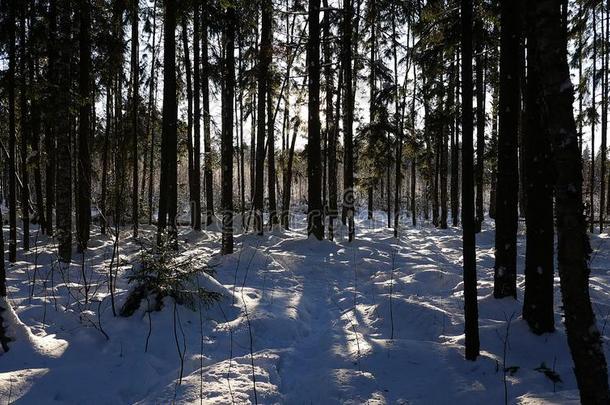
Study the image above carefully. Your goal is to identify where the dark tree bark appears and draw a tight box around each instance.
[493,0,521,299]
[411,53,418,227]
[221,2,236,255]
[461,0,480,361]
[144,0,158,225]
[522,7,554,334]
[601,1,608,232]
[323,0,337,240]
[0,159,6,351]
[157,0,178,244]
[101,85,111,235]
[8,0,17,262]
[489,67,499,220]
[606,1,610,219]
[282,117,300,231]
[307,0,323,240]
[19,1,30,252]
[474,16,485,233]
[267,82,278,228]
[130,0,139,237]
[254,0,272,235]
[450,51,459,227]
[281,14,294,231]
[590,6,597,233]
[202,2,214,227]
[30,59,45,234]
[342,0,355,241]
[56,0,73,263]
[193,3,202,231]
[532,0,610,402]
[393,7,403,237]
[368,0,377,223]
[181,18,194,228]
[440,89,448,230]
[238,42,246,230]
[77,0,92,251]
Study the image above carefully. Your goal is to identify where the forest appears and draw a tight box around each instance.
[0,0,609,403]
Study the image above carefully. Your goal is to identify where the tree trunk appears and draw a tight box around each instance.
[157,0,178,244]
[392,8,403,237]
[192,4,202,231]
[202,3,214,227]
[493,0,521,299]
[254,0,272,235]
[282,117,300,230]
[221,3,236,254]
[411,51,418,227]
[590,6,597,233]
[101,85,111,235]
[307,0,323,240]
[461,0,480,361]
[19,1,30,252]
[533,0,610,401]
[342,0,355,241]
[77,0,92,250]
[522,8,554,334]
[8,0,17,261]
[30,59,45,233]
[267,84,278,228]
[474,16,485,233]
[489,68,499,220]
[440,86,448,230]
[449,51,459,227]
[144,0,158,224]
[56,0,73,263]
[181,19,194,229]
[238,41,246,230]
[130,0,139,237]
[601,1,608,232]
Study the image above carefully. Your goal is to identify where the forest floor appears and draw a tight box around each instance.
[0,211,609,404]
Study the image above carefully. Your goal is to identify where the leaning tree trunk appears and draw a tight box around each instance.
[533,0,610,402]
[493,0,520,299]
[220,2,236,254]
[461,0,480,361]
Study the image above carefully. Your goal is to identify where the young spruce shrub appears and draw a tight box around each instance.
[120,231,221,316]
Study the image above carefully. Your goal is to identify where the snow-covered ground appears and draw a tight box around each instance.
[0,212,608,404]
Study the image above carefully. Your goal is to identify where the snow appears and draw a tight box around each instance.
[1,212,609,404]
